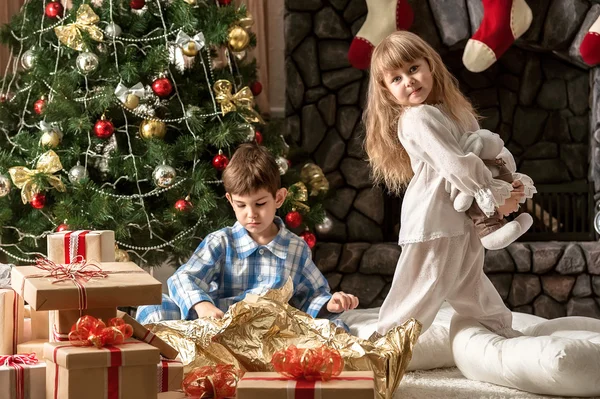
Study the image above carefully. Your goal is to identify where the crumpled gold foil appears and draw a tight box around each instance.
[147,280,421,399]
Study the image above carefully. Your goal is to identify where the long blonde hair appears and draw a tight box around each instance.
[363,31,477,195]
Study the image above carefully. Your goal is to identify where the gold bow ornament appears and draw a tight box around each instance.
[8,150,66,204]
[213,79,264,124]
[286,182,310,212]
[300,163,329,196]
[54,4,104,51]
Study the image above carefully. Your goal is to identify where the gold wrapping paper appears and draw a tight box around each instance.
[117,310,179,359]
[47,230,115,263]
[0,288,24,355]
[44,340,160,399]
[237,371,375,399]
[49,307,116,342]
[158,359,184,392]
[0,360,46,399]
[11,262,162,311]
[147,282,421,399]
[17,339,46,360]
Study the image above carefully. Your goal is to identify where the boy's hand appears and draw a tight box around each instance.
[326,292,359,313]
[193,301,224,319]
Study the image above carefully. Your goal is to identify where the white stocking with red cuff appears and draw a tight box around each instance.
[347,0,414,70]
[462,0,532,73]
[580,15,600,66]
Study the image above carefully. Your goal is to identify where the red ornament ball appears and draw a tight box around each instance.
[174,198,192,212]
[94,119,114,139]
[250,81,262,96]
[151,77,173,98]
[45,2,64,18]
[33,98,46,115]
[218,0,232,5]
[129,0,145,9]
[56,223,69,232]
[285,211,303,229]
[300,231,316,249]
[30,193,46,209]
[254,131,263,145]
[212,153,229,171]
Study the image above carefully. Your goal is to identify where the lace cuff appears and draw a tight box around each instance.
[473,179,513,217]
[512,173,537,203]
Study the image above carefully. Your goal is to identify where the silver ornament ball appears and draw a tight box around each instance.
[275,156,289,175]
[315,215,333,234]
[153,164,177,187]
[76,52,100,74]
[21,49,35,70]
[105,22,122,38]
[0,174,11,197]
[68,164,88,184]
[232,50,246,61]
[239,123,255,142]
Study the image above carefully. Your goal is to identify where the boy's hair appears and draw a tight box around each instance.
[222,143,281,196]
[363,31,477,195]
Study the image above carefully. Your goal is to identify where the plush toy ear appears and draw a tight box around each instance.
[459,132,484,156]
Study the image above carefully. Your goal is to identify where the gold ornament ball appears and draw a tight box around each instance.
[183,0,197,4]
[124,93,140,109]
[238,14,254,29]
[182,41,199,57]
[115,247,130,262]
[40,130,60,148]
[228,26,250,52]
[139,119,167,140]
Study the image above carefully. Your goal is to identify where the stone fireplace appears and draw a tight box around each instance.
[284,0,600,318]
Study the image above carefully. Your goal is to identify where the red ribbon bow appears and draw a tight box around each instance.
[0,353,38,367]
[271,345,344,381]
[182,364,243,399]
[68,315,133,348]
[35,256,107,284]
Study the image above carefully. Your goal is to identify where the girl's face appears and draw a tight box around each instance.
[383,57,434,106]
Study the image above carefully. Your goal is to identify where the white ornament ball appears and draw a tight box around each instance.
[315,215,333,234]
[68,164,88,184]
[105,23,122,38]
[0,174,11,197]
[76,52,100,74]
[21,49,35,70]
[153,164,177,187]
[275,156,289,175]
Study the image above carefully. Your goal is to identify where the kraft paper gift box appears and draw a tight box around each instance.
[117,310,179,359]
[11,262,162,311]
[157,359,184,393]
[0,355,46,399]
[157,392,186,399]
[23,305,49,341]
[236,371,376,399]
[17,339,46,360]
[47,230,115,263]
[49,307,117,342]
[1,288,24,355]
[44,340,160,399]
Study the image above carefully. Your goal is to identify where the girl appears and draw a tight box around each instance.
[364,31,529,338]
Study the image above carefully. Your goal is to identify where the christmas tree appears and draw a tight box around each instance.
[0,0,326,267]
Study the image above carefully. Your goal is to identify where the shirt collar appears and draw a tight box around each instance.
[233,216,290,260]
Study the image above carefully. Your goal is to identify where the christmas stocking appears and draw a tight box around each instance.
[462,0,532,73]
[347,0,414,70]
[580,15,600,66]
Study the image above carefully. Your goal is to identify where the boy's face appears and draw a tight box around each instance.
[383,57,434,106]
[226,188,287,236]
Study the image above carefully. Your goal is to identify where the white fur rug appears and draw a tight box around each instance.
[397,368,575,399]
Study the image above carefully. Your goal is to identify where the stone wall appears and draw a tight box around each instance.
[285,0,600,318]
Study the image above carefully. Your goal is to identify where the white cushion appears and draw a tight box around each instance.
[450,314,600,397]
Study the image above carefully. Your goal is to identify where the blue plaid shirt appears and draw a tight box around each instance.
[168,217,333,320]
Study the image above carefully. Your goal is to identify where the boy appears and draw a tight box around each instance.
[136,143,358,325]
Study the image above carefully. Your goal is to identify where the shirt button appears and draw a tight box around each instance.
[257,276,263,282]
[258,249,265,255]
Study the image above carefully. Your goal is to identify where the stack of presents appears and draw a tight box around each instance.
[1,230,376,399]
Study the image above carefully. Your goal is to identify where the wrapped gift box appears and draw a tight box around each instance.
[1,288,24,355]
[44,340,160,399]
[49,307,116,342]
[237,371,376,399]
[47,230,115,263]
[11,262,162,311]
[117,310,179,359]
[157,359,184,393]
[0,356,45,399]
[17,339,46,360]
[157,392,186,399]
[23,305,49,341]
